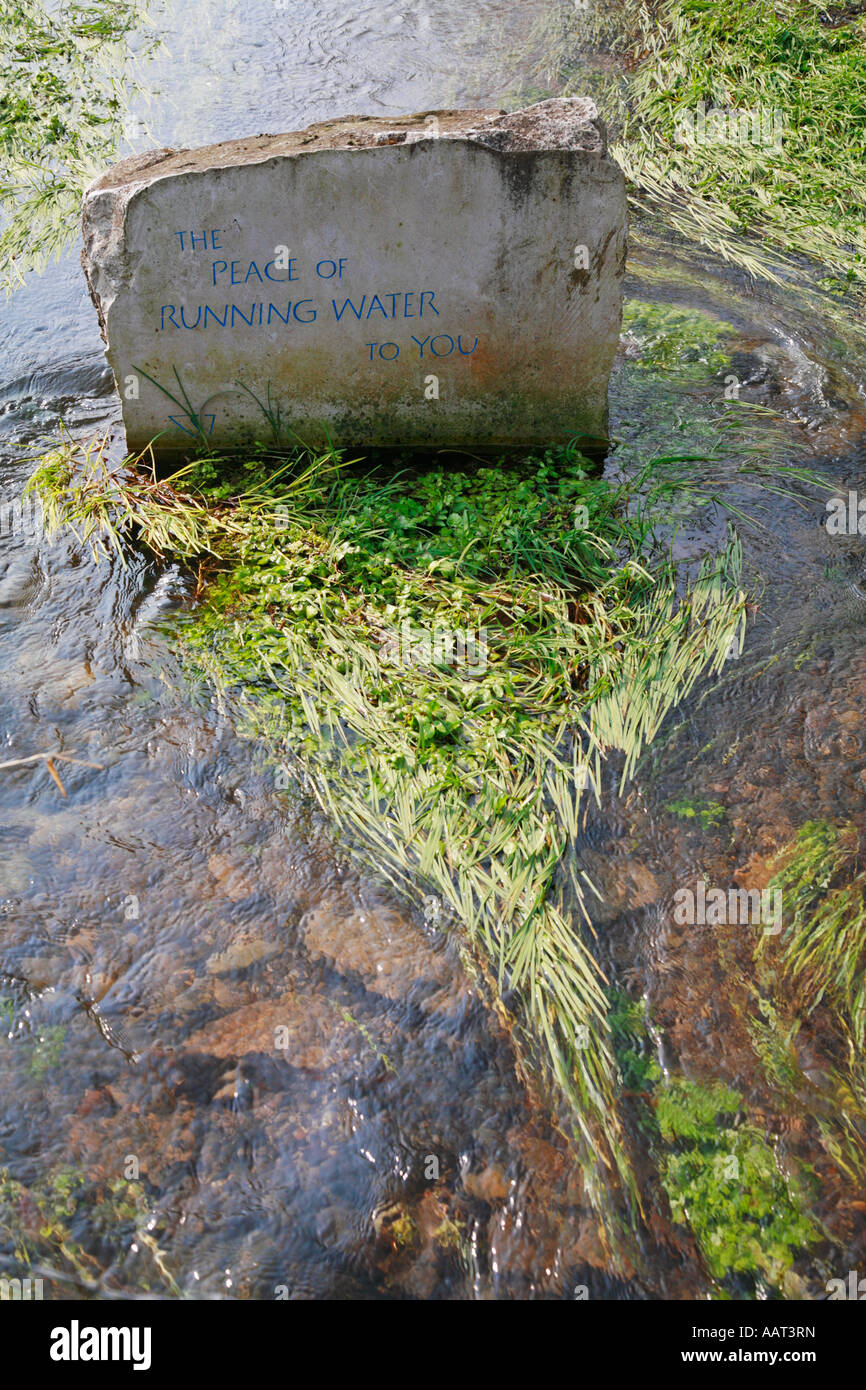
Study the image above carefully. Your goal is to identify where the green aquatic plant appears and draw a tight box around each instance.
[610,995,820,1292]
[656,1078,820,1288]
[765,820,866,1049]
[332,1004,397,1075]
[172,449,754,1229]
[746,987,866,1184]
[27,1024,66,1080]
[611,306,821,529]
[534,0,866,373]
[24,420,826,1247]
[0,1163,179,1296]
[666,796,727,831]
[24,429,334,562]
[606,0,866,291]
[622,300,733,378]
[0,0,158,291]
[608,988,662,1095]
[738,821,866,1184]
[747,993,806,1100]
[33,417,830,1243]
[432,1216,465,1253]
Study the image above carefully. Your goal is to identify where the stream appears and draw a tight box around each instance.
[1,0,864,1300]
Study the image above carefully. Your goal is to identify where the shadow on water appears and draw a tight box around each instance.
[1,0,865,1298]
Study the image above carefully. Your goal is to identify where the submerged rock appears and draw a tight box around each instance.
[299,901,451,1001]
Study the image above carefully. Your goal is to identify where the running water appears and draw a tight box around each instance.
[1,1,864,1299]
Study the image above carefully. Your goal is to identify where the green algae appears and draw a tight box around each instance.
[622,300,733,379]
[610,992,821,1293]
[665,796,727,831]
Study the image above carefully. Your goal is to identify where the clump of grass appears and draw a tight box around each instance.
[742,822,866,1184]
[24,430,335,562]
[536,0,866,342]
[746,989,866,1185]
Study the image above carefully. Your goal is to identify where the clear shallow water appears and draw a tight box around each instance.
[1,2,865,1299]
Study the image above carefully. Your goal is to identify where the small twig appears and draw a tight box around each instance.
[0,751,104,771]
[0,750,104,797]
[43,758,67,797]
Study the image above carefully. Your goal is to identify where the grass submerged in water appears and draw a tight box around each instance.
[534,0,866,355]
[0,0,158,293]
[745,821,866,1185]
[29,430,754,1249]
[610,994,821,1295]
[610,0,866,291]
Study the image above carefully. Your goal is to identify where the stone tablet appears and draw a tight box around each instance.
[81,98,626,455]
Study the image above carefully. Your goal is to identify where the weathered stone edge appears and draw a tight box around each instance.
[84,98,608,194]
[81,97,617,349]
